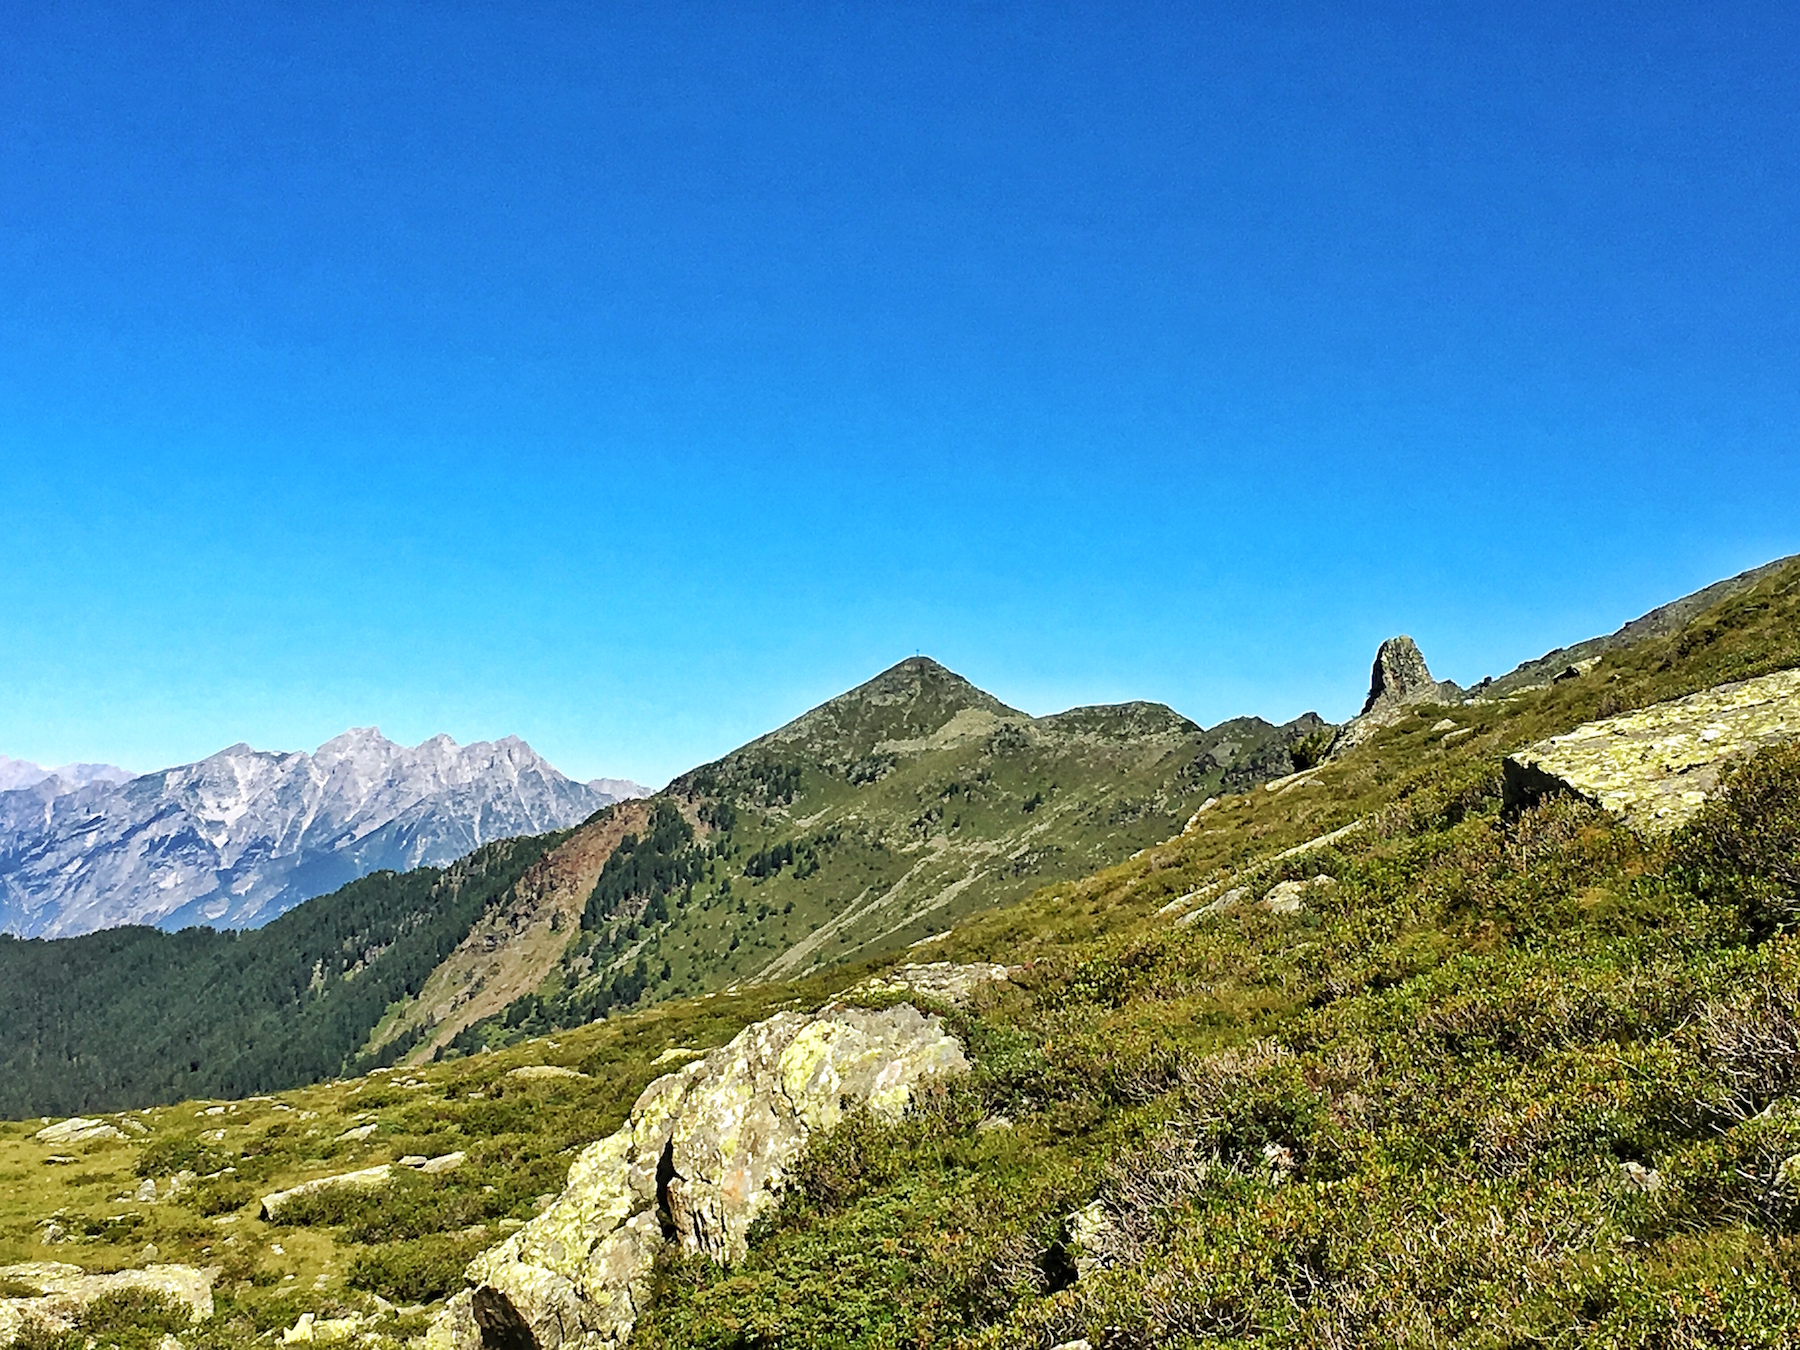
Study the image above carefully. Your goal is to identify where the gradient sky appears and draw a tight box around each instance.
[2,2,1797,786]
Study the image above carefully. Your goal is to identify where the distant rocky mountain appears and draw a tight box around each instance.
[0,755,132,795]
[0,731,644,938]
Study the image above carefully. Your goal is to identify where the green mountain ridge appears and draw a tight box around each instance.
[450,658,1325,1051]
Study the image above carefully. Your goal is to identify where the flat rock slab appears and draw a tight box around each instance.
[844,961,1010,1007]
[260,1164,393,1221]
[1505,668,1800,831]
[34,1116,124,1145]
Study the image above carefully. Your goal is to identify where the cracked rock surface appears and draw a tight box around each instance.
[426,994,975,1350]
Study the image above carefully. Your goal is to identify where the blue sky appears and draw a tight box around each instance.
[2,2,1796,786]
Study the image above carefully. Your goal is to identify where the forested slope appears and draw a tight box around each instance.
[0,830,564,1115]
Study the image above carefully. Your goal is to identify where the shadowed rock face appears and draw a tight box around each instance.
[1329,637,1462,758]
[426,973,1005,1350]
[1361,637,1440,717]
[1505,667,1800,831]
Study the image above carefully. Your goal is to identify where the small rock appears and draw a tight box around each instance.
[1430,718,1458,733]
[42,1155,77,1166]
[1620,1161,1663,1193]
[1050,1341,1094,1350]
[506,1065,586,1081]
[977,1115,1013,1132]
[1263,1142,1295,1183]
[1065,1200,1115,1278]
[135,1178,159,1203]
[420,1151,466,1175]
[398,1155,429,1168]
[335,1123,378,1143]
[1259,875,1334,915]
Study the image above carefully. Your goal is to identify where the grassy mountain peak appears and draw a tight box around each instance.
[704,656,1022,772]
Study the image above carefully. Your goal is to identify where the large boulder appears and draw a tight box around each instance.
[426,998,973,1350]
[1505,667,1800,831]
[0,1261,215,1343]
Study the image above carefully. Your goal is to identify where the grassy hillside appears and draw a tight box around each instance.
[449,658,1321,1050]
[5,561,1798,1348]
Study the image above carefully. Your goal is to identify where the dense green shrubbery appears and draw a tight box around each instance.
[348,1233,490,1304]
[628,739,1800,1349]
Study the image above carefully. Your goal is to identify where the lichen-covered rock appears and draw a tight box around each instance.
[1504,668,1800,831]
[259,1164,393,1221]
[843,961,1010,1008]
[428,1002,970,1350]
[0,1261,215,1342]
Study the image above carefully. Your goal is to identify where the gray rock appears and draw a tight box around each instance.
[1260,875,1334,915]
[35,1116,124,1145]
[425,1001,971,1350]
[1362,637,1441,716]
[1329,637,1462,758]
[0,1261,215,1343]
[259,1165,393,1222]
[1065,1201,1116,1279]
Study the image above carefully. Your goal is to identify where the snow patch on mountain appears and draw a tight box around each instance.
[0,732,637,938]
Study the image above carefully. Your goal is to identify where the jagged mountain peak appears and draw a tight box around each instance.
[0,729,639,938]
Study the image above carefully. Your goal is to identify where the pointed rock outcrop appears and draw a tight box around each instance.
[1329,636,1462,758]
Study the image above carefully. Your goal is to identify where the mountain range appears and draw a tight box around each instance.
[5,556,1800,1347]
[0,731,648,938]
[0,755,131,794]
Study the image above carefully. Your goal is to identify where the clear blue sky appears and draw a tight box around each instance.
[2,3,1796,786]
